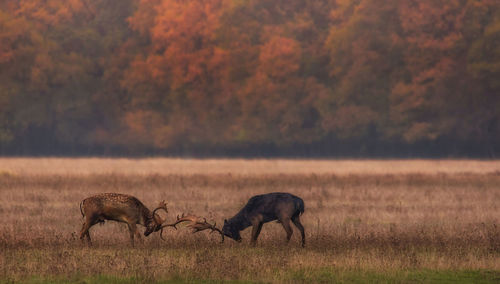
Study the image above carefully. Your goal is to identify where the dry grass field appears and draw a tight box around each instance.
[1,158,499,283]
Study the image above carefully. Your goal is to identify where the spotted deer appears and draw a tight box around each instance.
[222,192,305,247]
[79,193,168,246]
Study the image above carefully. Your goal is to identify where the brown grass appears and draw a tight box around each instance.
[1,158,500,175]
[0,159,499,282]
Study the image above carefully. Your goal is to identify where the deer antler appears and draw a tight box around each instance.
[162,214,200,230]
[152,200,168,217]
[159,214,198,240]
[160,214,224,242]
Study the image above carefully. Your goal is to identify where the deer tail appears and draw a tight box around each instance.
[79,200,85,218]
[296,197,305,216]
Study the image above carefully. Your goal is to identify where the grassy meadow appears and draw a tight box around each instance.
[0,158,499,283]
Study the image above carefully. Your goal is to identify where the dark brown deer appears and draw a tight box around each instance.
[222,192,305,247]
[160,214,224,242]
[79,193,168,246]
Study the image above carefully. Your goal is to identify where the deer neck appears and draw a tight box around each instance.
[229,213,251,231]
[139,207,152,226]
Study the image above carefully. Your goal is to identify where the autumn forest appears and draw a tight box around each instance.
[0,0,499,157]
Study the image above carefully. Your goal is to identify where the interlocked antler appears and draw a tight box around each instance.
[160,214,224,242]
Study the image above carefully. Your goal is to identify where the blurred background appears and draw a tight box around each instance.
[0,0,499,157]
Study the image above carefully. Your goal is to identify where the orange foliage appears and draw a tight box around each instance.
[15,0,94,27]
[1,0,500,155]
[258,36,301,79]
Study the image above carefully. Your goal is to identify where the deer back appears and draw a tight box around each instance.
[81,193,151,225]
[231,192,304,226]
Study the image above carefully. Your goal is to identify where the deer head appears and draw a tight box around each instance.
[144,200,168,236]
[222,219,242,242]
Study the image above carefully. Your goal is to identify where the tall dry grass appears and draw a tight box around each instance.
[0,159,499,282]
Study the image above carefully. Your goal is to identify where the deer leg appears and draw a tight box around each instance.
[292,216,305,247]
[250,222,263,246]
[79,218,95,245]
[135,230,143,242]
[127,223,137,247]
[79,222,87,241]
[84,230,91,244]
[280,219,293,243]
